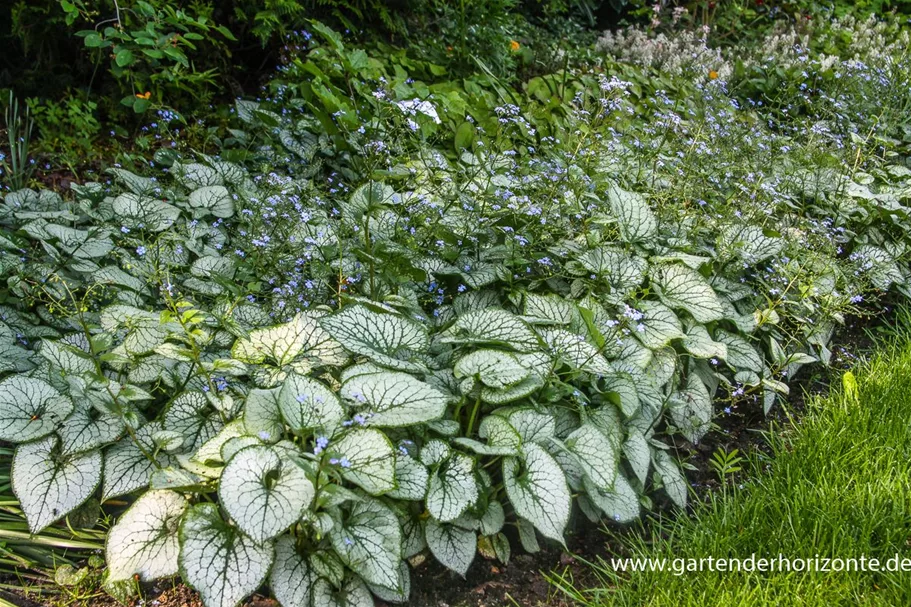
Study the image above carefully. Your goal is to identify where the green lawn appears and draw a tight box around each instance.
[553,314,911,606]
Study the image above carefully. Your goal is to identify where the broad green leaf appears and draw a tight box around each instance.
[321,305,429,372]
[387,455,428,501]
[584,472,640,523]
[332,429,396,495]
[681,324,728,360]
[623,430,651,485]
[179,503,273,607]
[440,308,539,353]
[606,183,657,242]
[669,375,712,443]
[108,168,157,195]
[565,424,618,491]
[219,446,314,543]
[164,391,224,452]
[425,518,476,576]
[651,264,724,323]
[426,452,479,522]
[715,329,764,372]
[330,499,402,592]
[523,293,574,325]
[503,444,570,542]
[271,535,311,607]
[0,375,74,443]
[102,423,174,500]
[341,372,447,427]
[653,449,688,509]
[13,436,101,533]
[311,576,374,607]
[106,490,187,581]
[636,300,684,349]
[278,374,344,433]
[231,313,347,372]
[189,186,235,218]
[540,328,612,375]
[454,349,530,389]
[517,518,540,553]
[112,193,180,232]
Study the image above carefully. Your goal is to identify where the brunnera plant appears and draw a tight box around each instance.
[2,70,911,605]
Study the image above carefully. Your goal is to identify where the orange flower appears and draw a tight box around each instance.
[136,91,151,100]
[708,70,719,80]
[510,40,520,51]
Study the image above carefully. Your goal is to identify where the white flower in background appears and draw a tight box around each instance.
[396,99,441,124]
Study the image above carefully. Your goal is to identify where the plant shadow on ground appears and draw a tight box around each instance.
[0,311,883,607]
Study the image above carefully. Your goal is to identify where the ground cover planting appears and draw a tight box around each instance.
[1,1,911,606]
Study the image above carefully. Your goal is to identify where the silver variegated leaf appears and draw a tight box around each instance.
[219,446,314,543]
[425,518,476,576]
[341,372,447,427]
[179,503,273,607]
[426,452,479,522]
[0,375,74,443]
[332,429,396,495]
[13,436,101,533]
[503,444,570,542]
[106,490,187,582]
[320,305,429,373]
[651,263,724,323]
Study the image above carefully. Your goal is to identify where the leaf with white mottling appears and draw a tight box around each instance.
[651,264,724,323]
[0,376,74,443]
[163,391,224,452]
[189,186,234,218]
[321,305,429,372]
[636,300,684,349]
[278,374,344,433]
[440,308,539,353]
[453,415,521,456]
[330,498,402,592]
[102,423,174,500]
[606,183,657,242]
[12,436,101,533]
[454,350,530,389]
[653,449,688,509]
[584,473,640,523]
[669,375,713,443]
[565,424,618,491]
[341,372,447,427]
[58,403,125,456]
[270,535,311,607]
[219,446,313,543]
[503,444,570,542]
[311,576,374,607]
[681,325,728,360]
[387,455,428,501]
[179,503,273,607]
[715,329,763,372]
[112,193,180,232]
[332,429,395,495]
[232,313,347,372]
[426,452,478,522]
[540,328,612,375]
[425,518,475,576]
[623,430,651,485]
[523,293,574,325]
[106,490,187,581]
